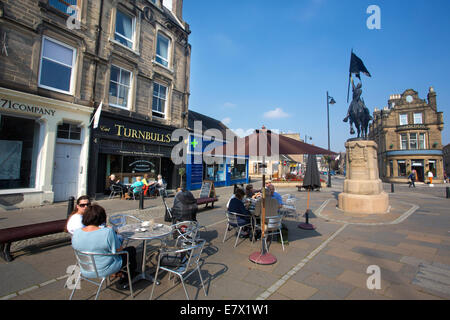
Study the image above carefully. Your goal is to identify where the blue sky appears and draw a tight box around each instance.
[183,0,450,152]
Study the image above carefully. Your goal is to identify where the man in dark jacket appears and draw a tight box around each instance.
[171,188,198,223]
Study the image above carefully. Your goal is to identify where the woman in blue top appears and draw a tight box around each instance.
[71,204,137,285]
[228,188,252,237]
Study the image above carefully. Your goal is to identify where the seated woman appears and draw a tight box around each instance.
[71,204,137,285]
[127,177,144,199]
[65,195,91,235]
[228,188,252,237]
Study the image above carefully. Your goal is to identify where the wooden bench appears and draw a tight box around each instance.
[196,197,218,208]
[0,219,68,262]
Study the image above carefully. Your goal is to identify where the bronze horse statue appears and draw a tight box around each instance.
[343,81,372,139]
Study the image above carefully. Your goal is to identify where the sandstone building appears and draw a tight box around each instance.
[0,0,191,207]
[369,88,444,183]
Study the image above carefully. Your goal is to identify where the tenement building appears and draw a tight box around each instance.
[0,0,191,208]
[369,88,444,183]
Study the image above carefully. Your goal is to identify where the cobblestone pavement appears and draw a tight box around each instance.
[1,176,449,300]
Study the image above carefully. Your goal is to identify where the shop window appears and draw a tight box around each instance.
[39,37,76,94]
[429,160,436,177]
[230,158,246,180]
[152,82,167,118]
[206,163,225,182]
[398,160,406,177]
[115,9,135,49]
[57,123,81,140]
[49,0,78,14]
[109,65,132,109]
[389,160,393,177]
[0,115,39,190]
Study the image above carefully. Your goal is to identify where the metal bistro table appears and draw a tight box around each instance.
[117,223,172,285]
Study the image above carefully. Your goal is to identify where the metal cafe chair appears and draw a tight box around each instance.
[150,239,207,300]
[108,214,143,247]
[109,185,124,199]
[69,249,134,300]
[254,215,285,251]
[280,194,300,220]
[223,211,254,248]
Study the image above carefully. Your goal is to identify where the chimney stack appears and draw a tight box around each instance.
[428,86,437,111]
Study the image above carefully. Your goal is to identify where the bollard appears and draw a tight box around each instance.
[139,190,144,210]
[391,183,395,193]
[447,187,450,199]
[67,196,75,218]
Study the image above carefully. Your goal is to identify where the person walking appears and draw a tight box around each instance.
[408,171,416,188]
[428,170,434,185]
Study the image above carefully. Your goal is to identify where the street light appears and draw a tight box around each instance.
[327,92,336,188]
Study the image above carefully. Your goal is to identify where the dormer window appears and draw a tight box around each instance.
[413,113,423,124]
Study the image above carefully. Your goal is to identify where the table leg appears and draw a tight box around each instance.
[125,240,160,286]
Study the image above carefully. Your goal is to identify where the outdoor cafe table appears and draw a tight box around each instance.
[117,223,172,285]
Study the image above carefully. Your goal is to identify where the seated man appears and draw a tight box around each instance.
[171,188,198,223]
[267,183,283,208]
[127,177,144,199]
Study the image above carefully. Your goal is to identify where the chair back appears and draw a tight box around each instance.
[110,184,122,192]
[73,249,100,278]
[172,221,199,244]
[184,239,205,273]
[109,214,142,231]
[265,215,282,231]
[226,211,240,226]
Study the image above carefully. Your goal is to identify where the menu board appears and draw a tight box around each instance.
[199,180,215,199]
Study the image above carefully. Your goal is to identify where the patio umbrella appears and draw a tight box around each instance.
[299,154,321,230]
[206,127,336,265]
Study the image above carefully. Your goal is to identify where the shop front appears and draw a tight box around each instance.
[384,150,443,183]
[0,87,92,208]
[88,111,179,195]
[185,133,248,191]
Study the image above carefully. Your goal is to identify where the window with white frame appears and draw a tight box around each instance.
[109,65,132,109]
[39,37,76,94]
[399,114,408,126]
[156,33,170,67]
[419,133,426,149]
[413,112,423,124]
[152,82,167,118]
[409,133,418,149]
[115,9,135,49]
[400,134,408,150]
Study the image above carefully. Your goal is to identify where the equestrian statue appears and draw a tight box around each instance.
[343,79,372,139]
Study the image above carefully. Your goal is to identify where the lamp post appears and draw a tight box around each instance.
[327,92,336,188]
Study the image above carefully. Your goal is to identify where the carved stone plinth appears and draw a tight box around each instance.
[338,139,389,214]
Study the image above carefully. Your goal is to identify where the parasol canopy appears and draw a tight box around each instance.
[303,154,321,189]
[205,128,337,157]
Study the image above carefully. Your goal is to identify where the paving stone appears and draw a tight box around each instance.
[345,287,390,300]
[351,246,403,262]
[302,273,354,299]
[276,280,318,300]
[303,260,345,279]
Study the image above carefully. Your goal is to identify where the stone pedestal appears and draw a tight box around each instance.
[338,139,389,214]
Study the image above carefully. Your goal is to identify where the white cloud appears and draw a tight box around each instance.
[221,117,231,125]
[231,128,254,138]
[263,108,290,119]
[224,102,236,108]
